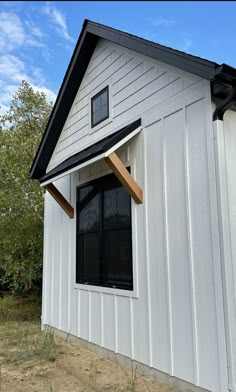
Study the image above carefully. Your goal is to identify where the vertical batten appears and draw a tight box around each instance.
[69,174,78,336]
[101,293,104,347]
[114,295,118,353]
[129,297,134,360]
[45,194,53,325]
[58,207,62,330]
[162,118,174,376]
[77,289,80,337]
[130,297,134,360]
[88,291,92,342]
[50,202,55,327]
[67,184,72,335]
[42,192,48,326]
[143,128,153,368]
[59,178,70,333]
[184,105,199,385]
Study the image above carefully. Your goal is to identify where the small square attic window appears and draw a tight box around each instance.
[91,86,109,128]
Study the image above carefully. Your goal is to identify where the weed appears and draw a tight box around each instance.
[120,364,141,392]
[89,357,100,385]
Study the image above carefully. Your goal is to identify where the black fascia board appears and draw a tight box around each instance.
[86,21,217,80]
[39,118,141,184]
[30,19,236,180]
[30,20,98,179]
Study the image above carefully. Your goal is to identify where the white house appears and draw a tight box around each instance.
[30,20,236,392]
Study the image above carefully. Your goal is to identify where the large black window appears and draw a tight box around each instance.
[76,171,133,290]
[91,86,109,128]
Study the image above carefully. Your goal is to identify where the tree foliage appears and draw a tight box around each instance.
[0,81,53,292]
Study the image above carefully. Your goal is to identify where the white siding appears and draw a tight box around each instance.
[47,38,200,172]
[224,111,236,295]
[42,39,228,392]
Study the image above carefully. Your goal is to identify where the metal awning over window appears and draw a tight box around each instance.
[40,118,141,186]
[42,119,143,219]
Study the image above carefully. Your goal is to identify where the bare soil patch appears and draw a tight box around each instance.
[0,296,177,392]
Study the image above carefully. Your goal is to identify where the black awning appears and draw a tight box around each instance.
[39,118,141,184]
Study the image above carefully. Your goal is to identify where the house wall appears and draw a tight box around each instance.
[47,38,201,172]
[42,39,228,392]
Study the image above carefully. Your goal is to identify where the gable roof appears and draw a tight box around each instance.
[30,19,236,181]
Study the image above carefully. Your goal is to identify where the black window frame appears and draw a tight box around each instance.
[76,170,133,291]
[91,86,109,128]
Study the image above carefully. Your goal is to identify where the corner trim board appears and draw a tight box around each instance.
[45,183,74,219]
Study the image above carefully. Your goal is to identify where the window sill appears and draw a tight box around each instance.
[74,282,139,298]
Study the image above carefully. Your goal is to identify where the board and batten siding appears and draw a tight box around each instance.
[42,38,228,392]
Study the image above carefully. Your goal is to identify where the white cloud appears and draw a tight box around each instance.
[0,10,56,113]
[43,2,74,42]
[0,11,49,53]
[0,55,28,83]
[25,19,47,39]
[0,54,56,113]
[0,12,25,51]
[31,84,56,103]
[148,16,175,27]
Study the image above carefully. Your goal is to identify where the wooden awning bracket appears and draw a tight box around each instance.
[45,183,74,219]
[104,152,143,204]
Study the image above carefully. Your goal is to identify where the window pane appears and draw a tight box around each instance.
[103,229,133,289]
[77,233,100,284]
[104,185,130,228]
[79,184,99,232]
[91,87,109,127]
[100,104,108,120]
[100,91,107,107]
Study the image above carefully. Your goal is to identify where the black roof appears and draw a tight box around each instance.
[39,118,141,184]
[30,19,236,181]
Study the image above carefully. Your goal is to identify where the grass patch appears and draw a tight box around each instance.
[1,326,59,366]
[0,294,41,322]
[0,295,61,369]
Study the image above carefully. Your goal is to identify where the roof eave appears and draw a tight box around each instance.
[30,19,98,179]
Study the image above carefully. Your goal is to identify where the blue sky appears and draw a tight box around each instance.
[0,1,236,113]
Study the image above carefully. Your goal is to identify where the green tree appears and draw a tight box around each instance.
[0,81,53,292]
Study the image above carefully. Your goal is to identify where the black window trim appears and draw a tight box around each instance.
[75,169,133,291]
[91,85,109,128]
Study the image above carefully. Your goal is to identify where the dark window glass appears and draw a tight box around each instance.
[91,86,109,127]
[76,172,133,290]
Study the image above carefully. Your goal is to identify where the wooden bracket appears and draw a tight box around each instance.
[104,152,143,204]
[45,183,74,219]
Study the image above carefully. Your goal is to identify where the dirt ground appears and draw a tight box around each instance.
[0,321,178,392]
